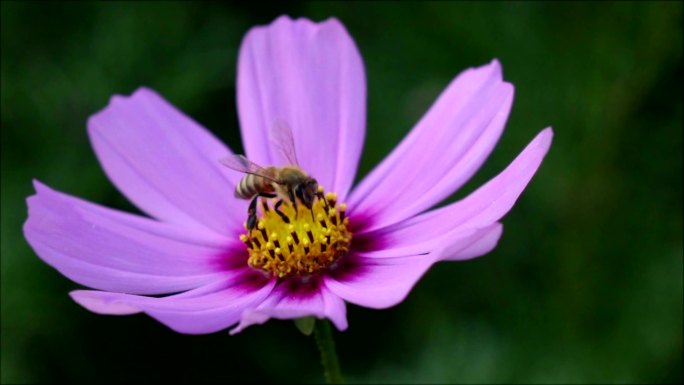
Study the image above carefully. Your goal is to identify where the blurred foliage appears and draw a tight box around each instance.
[1,1,682,383]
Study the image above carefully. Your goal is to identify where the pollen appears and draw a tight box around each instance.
[240,187,351,278]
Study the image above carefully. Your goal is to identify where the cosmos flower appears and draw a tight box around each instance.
[23,16,552,334]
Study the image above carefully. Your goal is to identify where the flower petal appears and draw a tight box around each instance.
[324,253,437,309]
[23,181,236,295]
[440,223,503,261]
[237,16,366,200]
[358,128,553,252]
[325,222,503,309]
[88,87,245,236]
[348,60,513,232]
[229,278,347,334]
[355,222,503,261]
[70,272,276,334]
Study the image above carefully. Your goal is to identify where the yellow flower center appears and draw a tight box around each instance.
[240,187,352,278]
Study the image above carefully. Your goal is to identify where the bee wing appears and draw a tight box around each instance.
[219,154,281,183]
[270,119,300,167]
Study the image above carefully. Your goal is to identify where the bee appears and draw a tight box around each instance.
[219,120,325,232]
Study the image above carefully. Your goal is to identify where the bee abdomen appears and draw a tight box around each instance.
[236,174,256,199]
[235,174,274,199]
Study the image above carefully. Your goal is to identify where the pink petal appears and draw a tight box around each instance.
[326,127,552,310]
[23,181,238,295]
[237,16,366,200]
[355,222,503,261]
[324,222,503,309]
[324,253,437,309]
[360,128,553,252]
[440,223,503,261]
[88,87,245,236]
[70,272,276,334]
[229,278,347,334]
[348,60,513,232]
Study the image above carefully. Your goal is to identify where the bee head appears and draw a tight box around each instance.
[295,178,319,209]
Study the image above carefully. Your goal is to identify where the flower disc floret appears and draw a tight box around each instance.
[241,188,351,278]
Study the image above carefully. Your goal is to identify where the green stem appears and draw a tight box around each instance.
[313,320,344,384]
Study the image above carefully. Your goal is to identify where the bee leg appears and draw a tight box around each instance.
[316,191,330,211]
[257,192,277,211]
[247,195,259,234]
[273,199,290,223]
[288,189,298,219]
[247,214,257,234]
[247,192,277,235]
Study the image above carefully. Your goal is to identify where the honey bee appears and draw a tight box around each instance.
[219,120,325,231]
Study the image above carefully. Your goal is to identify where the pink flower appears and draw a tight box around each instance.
[23,16,552,334]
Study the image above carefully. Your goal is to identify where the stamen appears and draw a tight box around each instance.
[326,192,337,207]
[317,212,328,228]
[259,223,268,240]
[242,187,352,278]
[339,203,346,223]
[239,234,251,246]
[277,210,290,223]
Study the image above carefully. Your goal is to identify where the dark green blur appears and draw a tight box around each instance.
[1,1,681,383]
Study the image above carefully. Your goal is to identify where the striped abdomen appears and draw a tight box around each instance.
[235,170,277,199]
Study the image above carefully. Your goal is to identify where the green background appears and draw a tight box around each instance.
[2,1,682,383]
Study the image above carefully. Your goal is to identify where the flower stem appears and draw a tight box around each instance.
[314,320,343,384]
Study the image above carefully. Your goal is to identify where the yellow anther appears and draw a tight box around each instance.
[242,187,352,278]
